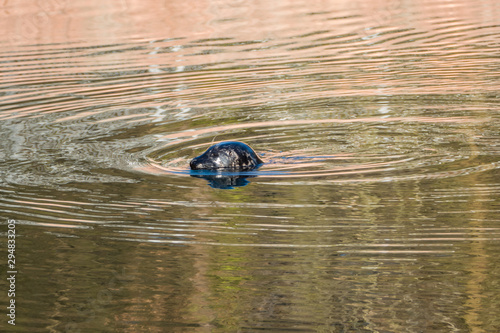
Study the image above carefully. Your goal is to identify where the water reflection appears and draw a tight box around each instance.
[1,0,500,331]
[189,170,256,189]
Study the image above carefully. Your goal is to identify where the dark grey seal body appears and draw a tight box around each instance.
[190,141,263,171]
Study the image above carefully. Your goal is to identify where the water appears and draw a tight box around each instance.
[1,0,500,331]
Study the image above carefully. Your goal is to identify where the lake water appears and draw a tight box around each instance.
[1,0,500,331]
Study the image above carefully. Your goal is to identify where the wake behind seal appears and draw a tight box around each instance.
[190,141,263,171]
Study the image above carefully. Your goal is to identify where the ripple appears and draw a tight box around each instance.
[0,0,499,238]
[4,186,499,250]
[2,1,500,331]
[139,115,497,186]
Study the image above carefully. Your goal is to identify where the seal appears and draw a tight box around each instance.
[190,141,263,171]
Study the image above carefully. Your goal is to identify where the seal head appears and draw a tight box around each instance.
[190,141,263,171]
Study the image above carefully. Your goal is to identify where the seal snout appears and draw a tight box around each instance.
[189,141,263,171]
[190,159,202,170]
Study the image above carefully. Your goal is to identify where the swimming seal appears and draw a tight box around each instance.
[190,141,263,171]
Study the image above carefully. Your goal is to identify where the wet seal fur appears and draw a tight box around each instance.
[190,141,263,171]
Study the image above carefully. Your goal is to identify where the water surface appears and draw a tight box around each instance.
[1,0,500,331]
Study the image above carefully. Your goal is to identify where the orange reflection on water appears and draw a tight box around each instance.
[159,116,482,140]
